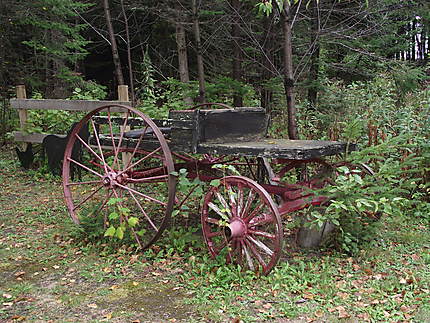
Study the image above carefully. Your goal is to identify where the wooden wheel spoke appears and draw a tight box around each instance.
[123,125,149,172]
[236,185,244,219]
[126,189,159,232]
[226,185,236,208]
[115,182,167,206]
[107,108,117,154]
[75,133,112,172]
[242,242,255,271]
[207,202,228,220]
[246,235,274,256]
[243,202,265,223]
[128,174,169,183]
[67,157,103,178]
[117,146,163,177]
[90,118,109,174]
[113,109,130,167]
[244,239,267,268]
[72,185,104,211]
[205,217,221,225]
[240,189,256,218]
[214,192,231,216]
[248,229,276,240]
[249,213,273,226]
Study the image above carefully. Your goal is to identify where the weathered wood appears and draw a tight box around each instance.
[169,109,199,153]
[16,85,28,150]
[10,99,131,112]
[198,139,356,160]
[197,108,268,143]
[13,131,66,143]
[92,116,171,128]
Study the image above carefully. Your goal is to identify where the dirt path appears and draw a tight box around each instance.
[0,148,202,323]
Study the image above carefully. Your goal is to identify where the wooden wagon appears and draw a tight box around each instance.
[62,103,360,275]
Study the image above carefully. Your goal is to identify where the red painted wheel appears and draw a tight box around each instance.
[62,104,176,249]
[201,176,283,275]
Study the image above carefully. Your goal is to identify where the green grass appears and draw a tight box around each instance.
[1,146,429,322]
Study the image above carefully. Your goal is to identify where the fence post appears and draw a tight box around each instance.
[16,85,27,150]
[117,85,129,103]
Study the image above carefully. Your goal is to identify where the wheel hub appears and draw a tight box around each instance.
[227,218,247,238]
[102,171,129,188]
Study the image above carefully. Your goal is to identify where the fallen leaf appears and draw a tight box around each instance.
[336,306,350,318]
[10,315,26,321]
[14,271,25,277]
[303,293,314,300]
[336,292,349,300]
[132,281,139,286]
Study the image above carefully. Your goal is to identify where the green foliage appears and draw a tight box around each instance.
[136,76,258,118]
[21,80,106,134]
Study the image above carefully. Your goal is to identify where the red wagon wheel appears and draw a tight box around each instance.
[62,104,176,249]
[201,176,283,275]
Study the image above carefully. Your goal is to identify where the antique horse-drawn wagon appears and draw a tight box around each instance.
[62,103,360,275]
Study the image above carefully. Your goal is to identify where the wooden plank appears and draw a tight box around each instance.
[197,108,268,143]
[10,99,131,112]
[13,131,66,143]
[16,85,28,149]
[93,116,171,128]
[197,139,357,160]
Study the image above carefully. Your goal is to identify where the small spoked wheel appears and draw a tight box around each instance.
[62,104,176,249]
[201,176,283,275]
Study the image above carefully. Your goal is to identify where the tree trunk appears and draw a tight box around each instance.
[283,1,298,139]
[120,0,135,105]
[192,0,206,103]
[307,0,320,108]
[175,6,193,105]
[260,15,275,112]
[103,0,124,86]
[231,0,243,107]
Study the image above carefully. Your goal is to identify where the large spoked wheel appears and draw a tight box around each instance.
[62,104,176,249]
[201,176,283,275]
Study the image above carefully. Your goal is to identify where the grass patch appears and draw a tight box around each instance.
[1,146,429,322]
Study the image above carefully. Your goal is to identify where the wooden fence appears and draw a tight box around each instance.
[11,85,131,145]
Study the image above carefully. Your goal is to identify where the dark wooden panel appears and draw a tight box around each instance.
[198,108,268,143]
[11,99,131,112]
[197,139,357,160]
